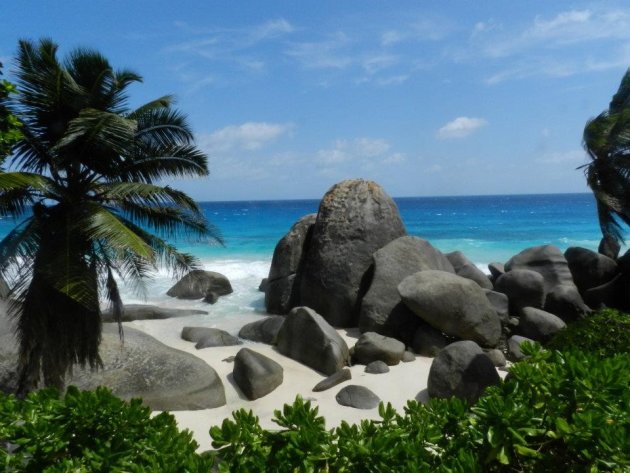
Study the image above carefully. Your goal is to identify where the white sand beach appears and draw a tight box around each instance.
[127,314,435,450]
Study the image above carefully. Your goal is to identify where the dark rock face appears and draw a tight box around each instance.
[598,234,621,260]
[516,307,566,342]
[365,360,390,374]
[166,270,233,301]
[399,270,501,347]
[494,269,546,313]
[299,180,406,327]
[336,385,381,409]
[411,321,449,357]
[232,348,283,400]
[265,214,316,314]
[505,245,590,321]
[358,236,454,338]
[74,325,226,410]
[180,327,241,348]
[488,262,505,282]
[258,278,268,292]
[352,332,406,366]
[446,251,492,289]
[507,335,534,361]
[276,306,349,375]
[101,304,208,322]
[584,273,630,310]
[238,316,285,345]
[564,247,617,294]
[312,368,352,392]
[483,290,509,322]
[427,340,500,404]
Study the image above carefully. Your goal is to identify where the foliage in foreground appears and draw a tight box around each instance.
[1,346,627,472]
[211,345,630,472]
[547,308,630,358]
[0,386,212,472]
[0,62,22,163]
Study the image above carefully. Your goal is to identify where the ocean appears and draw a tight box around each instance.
[0,193,614,331]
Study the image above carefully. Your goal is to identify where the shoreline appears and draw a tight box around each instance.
[129,314,438,449]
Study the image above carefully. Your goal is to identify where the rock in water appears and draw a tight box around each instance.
[505,245,590,321]
[398,270,501,347]
[265,214,317,314]
[166,270,232,300]
[336,385,381,409]
[232,348,283,400]
[299,179,406,327]
[276,306,349,375]
[427,340,500,404]
[101,304,208,322]
[358,236,454,338]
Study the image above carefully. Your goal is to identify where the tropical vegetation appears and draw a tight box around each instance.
[0,38,220,395]
[2,315,628,472]
[583,68,630,244]
[0,62,22,164]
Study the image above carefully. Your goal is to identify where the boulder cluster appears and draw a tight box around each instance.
[253,178,626,404]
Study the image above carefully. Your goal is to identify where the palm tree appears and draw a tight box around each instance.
[583,68,630,244]
[0,39,221,395]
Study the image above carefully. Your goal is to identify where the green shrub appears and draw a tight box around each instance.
[210,346,630,472]
[547,308,630,357]
[0,386,212,472]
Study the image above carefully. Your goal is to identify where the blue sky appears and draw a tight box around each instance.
[2,1,630,201]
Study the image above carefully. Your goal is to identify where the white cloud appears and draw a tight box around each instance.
[362,54,398,75]
[316,138,391,164]
[437,117,487,140]
[201,122,293,152]
[285,32,353,69]
[536,149,587,164]
[381,30,403,46]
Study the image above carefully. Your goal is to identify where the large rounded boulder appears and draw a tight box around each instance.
[428,340,500,404]
[494,269,546,313]
[72,325,226,410]
[398,270,501,347]
[299,180,406,327]
[358,236,454,338]
[564,246,617,294]
[166,270,232,301]
[505,245,590,321]
[276,306,349,375]
[265,214,316,314]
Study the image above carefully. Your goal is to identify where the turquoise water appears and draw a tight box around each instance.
[175,192,604,265]
[0,193,613,328]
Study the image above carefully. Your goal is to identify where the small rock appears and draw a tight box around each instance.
[233,348,283,400]
[238,316,285,345]
[312,368,352,392]
[353,332,406,365]
[181,327,241,347]
[401,351,415,362]
[336,385,380,409]
[507,335,535,361]
[483,349,507,368]
[167,270,233,300]
[516,307,566,342]
[365,360,390,374]
[258,278,268,292]
[427,340,500,404]
[222,356,235,363]
[203,292,219,304]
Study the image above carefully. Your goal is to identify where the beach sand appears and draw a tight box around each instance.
[127,315,435,451]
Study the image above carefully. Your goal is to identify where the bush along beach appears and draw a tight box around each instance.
[1,335,628,472]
